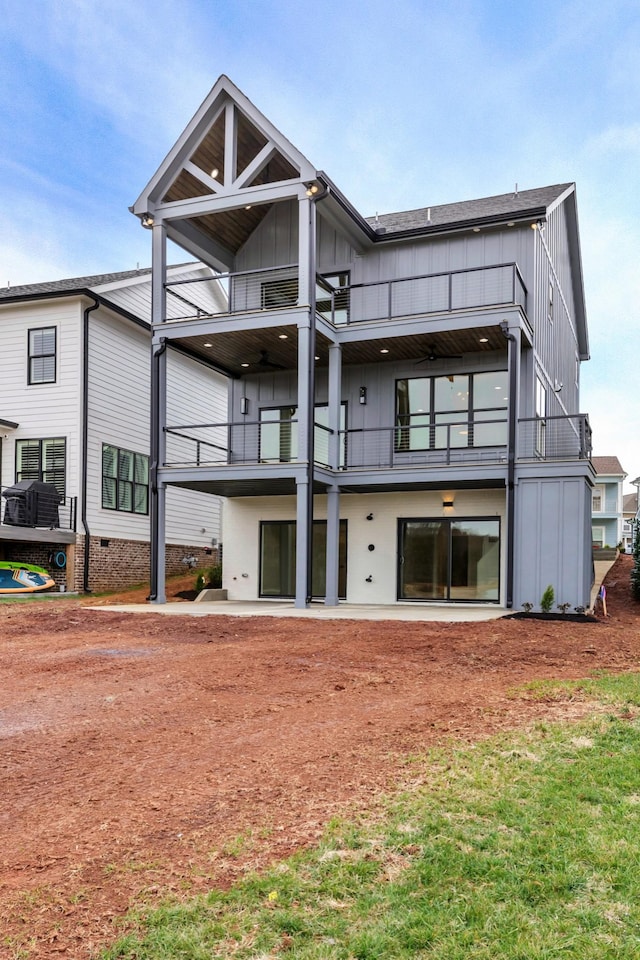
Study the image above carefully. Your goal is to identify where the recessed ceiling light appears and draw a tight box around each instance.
[472,227,481,233]
[479,337,489,343]
[278,334,288,339]
[380,348,389,354]
[204,342,212,347]
[241,362,250,368]
[211,167,219,179]
[245,204,252,210]
[315,355,320,361]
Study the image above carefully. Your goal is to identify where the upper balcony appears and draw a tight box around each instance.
[157,262,529,373]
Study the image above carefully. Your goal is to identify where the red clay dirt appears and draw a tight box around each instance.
[1,556,638,958]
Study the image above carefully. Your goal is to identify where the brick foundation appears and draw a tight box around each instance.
[0,536,219,595]
[73,535,220,594]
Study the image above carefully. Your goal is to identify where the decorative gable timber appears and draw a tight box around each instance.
[133,75,317,217]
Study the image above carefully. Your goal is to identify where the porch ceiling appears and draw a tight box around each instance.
[172,323,508,378]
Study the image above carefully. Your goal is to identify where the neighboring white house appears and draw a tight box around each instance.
[0,264,227,592]
[590,456,626,552]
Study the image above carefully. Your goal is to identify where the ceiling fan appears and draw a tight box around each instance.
[415,350,463,365]
[255,349,286,370]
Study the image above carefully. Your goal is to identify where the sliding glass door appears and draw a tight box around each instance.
[260,520,347,599]
[398,518,500,602]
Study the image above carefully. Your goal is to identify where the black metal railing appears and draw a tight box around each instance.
[162,413,590,471]
[162,262,527,326]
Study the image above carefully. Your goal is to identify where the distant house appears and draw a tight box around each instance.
[0,264,226,592]
[132,74,595,611]
[622,490,638,553]
[590,456,626,551]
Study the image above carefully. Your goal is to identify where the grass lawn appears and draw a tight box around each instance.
[103,672,640,959]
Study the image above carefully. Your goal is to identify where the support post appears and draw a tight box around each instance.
[150,222,167,603]
[325,486,340,605]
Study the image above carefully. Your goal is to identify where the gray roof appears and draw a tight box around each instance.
[366,183,573,235]
[623,492,638,513]
[0,267,152,302]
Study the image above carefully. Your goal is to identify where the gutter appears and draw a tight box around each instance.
[81,299,100,592]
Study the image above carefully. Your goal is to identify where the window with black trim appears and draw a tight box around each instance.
[16,438,66,496]
[395,372,508,451]
[28,327,57,384]
[316,272,350,324]
[102,444,149,514]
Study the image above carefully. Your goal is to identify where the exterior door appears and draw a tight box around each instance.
[260,520,347,599]
[398,518,500,602]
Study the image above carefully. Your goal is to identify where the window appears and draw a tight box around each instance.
[395,371,508,451]
[16,438,66,496]
[316,273,350,324]
[260,404,346,465]
[102,444,149,514]
[592,486,604,513]
[261,278,298,309]
[28,327,57,384]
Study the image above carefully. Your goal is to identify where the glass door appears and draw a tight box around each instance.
[260,520,347,599]
[398,518,500,602]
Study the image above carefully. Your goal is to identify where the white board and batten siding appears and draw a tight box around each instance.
[86,307,226,546]
[223,489,506,605]
[0,298,83,498]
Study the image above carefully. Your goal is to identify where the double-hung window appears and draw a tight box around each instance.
[28,327,57,384]
[16,438,66,496]
[102,445,149,514]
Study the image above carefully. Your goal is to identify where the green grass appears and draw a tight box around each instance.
[103,672,640,959]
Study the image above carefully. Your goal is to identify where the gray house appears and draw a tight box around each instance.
[133,75,594,610]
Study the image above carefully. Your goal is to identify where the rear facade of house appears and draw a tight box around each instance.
[133,75,594,611]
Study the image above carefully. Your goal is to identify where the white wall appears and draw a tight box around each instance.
[222,489,506,604]
[86,307,226,544]
[0,297,83,499]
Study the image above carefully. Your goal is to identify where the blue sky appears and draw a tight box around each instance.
[1,0,639,487]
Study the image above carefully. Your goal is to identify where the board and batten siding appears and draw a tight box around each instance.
[222,489,506,605]
[86,308,225,545]
[0,298,83,498]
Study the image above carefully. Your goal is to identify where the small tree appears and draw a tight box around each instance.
[631,522,640,601]
[540,584,555,613]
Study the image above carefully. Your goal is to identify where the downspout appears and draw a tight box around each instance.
[500,321,518,608]
[305,183,330,604]
[81,299,100,593]
[148,337,167,602]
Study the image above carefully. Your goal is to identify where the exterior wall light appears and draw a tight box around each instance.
[366,513,374,520]
[443,499,454,508]
[359,386,367,405]
[141,214,155,229]
[240,396,249,415]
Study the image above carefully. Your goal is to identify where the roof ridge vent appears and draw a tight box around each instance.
[514,182,519,197]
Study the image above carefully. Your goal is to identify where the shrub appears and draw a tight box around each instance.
[540,584,555,613]
[194,563,223,592]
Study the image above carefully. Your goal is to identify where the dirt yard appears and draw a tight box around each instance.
[1,556,638,958]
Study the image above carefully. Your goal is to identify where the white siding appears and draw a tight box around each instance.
[0,298,82,499]
[86,308,226,544]
[223,489,506,605]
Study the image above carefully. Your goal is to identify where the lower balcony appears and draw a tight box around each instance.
[163,413,591,476]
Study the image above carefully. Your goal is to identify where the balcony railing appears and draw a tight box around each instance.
[164,414,590,471]
[162,262,527,326]
[518,414,592,461]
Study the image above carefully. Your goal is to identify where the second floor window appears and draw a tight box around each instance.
[28,327,57,384]
[102,445,149,514]
[16,438,66,496]
[592,486,604,513]
[396,372,508,451]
